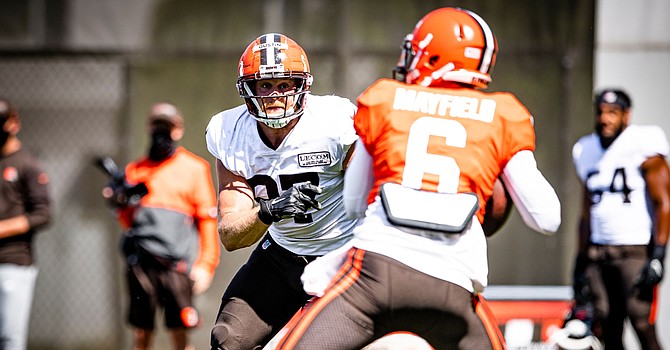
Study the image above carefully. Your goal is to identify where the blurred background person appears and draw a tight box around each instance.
[0,98,52,350]
[104,102,219,350]
[571,89,668,350]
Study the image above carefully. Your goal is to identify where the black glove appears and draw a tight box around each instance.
[566,254,594,328]
[102,180,148,208]
[257,181,322,224]
[572,253,591,304]
[636,245,665,288]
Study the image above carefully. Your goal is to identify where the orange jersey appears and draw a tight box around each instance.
[124,147,215,219]
[120,147,219,273]
[355,79,535,222]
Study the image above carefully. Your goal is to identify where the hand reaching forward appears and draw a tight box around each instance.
[258,181,322,224]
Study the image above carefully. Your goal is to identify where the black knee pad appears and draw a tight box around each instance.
[210,298,272,350]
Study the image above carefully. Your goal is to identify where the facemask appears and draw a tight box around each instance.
[0,118,9,148]
[148,128,176,161]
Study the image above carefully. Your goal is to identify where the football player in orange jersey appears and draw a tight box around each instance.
[272,7,561,349]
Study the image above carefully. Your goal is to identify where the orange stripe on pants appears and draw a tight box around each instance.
[277,248,365,349]
[649,285,659,325]
[474,294,507,350]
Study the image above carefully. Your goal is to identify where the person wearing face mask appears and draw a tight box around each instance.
[0,98,52,350]
[108,102,220,350]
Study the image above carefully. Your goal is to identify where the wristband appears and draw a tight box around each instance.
[651,245,666,261]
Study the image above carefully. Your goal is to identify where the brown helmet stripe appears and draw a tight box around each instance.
[463,9,496,74]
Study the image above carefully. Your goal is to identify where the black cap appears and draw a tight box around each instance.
[148,102,183,128]
[594,89,631,110]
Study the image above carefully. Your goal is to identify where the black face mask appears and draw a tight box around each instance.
[0,118,9,148]
[148,129,176,161]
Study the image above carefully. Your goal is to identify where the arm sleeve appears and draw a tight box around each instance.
[501,150,561,235]
[645,125,669,157]
[344,139,375,218]
[205,114,222,160]
[24,162,52,230]
[192,162,220,274]
[338,97,359,146]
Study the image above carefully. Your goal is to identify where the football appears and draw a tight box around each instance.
[482,177,513,237]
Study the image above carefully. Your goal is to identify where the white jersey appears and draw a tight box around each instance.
[206,94,360,255]
[572,125,669,245]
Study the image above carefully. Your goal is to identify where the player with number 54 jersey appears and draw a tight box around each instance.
[568,89,669,349]
[573,124,669,245]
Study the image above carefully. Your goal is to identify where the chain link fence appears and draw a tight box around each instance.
[0,55,127,350]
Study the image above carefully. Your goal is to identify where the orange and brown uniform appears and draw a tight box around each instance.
[355,78,535,222]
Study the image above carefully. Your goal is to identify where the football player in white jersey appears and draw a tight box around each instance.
[205,33,360,349]
[571,89,669,350]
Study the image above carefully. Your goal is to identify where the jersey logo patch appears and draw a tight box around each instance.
[3,167,18,182]
[298,152,331,167]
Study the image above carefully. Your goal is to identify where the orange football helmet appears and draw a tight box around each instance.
[394,7,498,89]
[237,33,313,128]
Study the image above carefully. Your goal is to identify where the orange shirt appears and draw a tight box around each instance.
[355,79,535,222]
[120,147,219,274]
